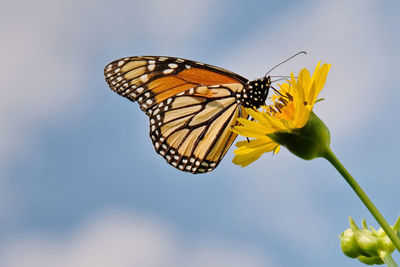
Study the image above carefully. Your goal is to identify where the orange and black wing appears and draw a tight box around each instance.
[104,56,248,173]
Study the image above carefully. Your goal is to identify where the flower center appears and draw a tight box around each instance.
[268,92,293,113]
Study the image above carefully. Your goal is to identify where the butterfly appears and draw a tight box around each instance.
[104,56,272,174]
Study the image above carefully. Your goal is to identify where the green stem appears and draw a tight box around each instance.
[381,252,398,267]
[320,147,400,253]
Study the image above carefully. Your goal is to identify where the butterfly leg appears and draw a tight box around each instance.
[238,106,251,143]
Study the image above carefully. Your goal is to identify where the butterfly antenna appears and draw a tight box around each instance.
[270,75,291,78]
[264,51,307,77]
[271,77,289,83]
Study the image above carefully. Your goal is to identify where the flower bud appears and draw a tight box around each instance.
[340,228,362,258]
[340,216,399,265]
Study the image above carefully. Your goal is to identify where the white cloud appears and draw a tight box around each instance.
[0,0,221,218]
[0,1,86,166]
[0,211,274,267]
[224,155,330,254]
[134,0,223,47]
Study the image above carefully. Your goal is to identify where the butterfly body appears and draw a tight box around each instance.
[104,56,271,174]
[239,77,271,108]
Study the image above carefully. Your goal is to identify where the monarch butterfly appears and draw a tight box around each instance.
[104,54,304,174]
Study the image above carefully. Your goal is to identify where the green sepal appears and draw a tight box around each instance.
[358,255,384,265]
[267,112,330,160]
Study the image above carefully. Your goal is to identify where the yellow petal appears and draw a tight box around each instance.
[298,67,311,99]
[236,118,270,131]
[235,138,274,149]
[233,139,276,167]
[232,151,264,167]
[308,63,330,105]
[247,109,286,130]
[231,126,269,139]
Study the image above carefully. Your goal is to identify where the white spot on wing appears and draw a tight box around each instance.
[163,69,174,74]
[140,74,149,82]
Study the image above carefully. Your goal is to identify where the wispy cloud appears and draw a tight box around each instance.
[0,0,222,213]
[0,1,87,169]
[0,211,275,267]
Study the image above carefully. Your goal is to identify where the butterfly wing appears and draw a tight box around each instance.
[104,56,248,173]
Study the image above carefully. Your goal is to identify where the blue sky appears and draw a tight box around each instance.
[1,0,400,266]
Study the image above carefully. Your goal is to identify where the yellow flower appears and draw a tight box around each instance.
[232,62,331,167]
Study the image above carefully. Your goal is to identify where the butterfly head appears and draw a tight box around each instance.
[240,76,271,108]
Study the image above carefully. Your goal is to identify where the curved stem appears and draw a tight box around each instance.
[381,252,398,267]
[320,147,400,253]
